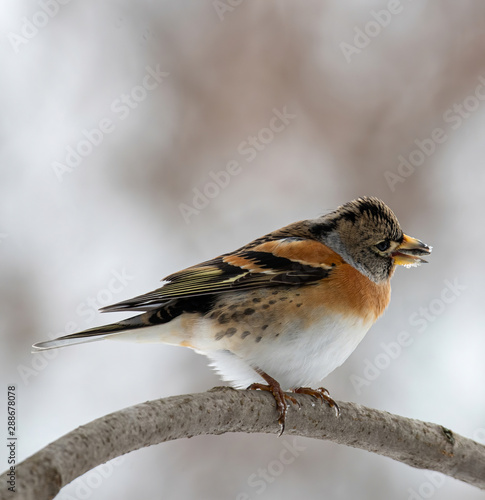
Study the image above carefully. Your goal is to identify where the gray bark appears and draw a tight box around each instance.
[1,387,484,500]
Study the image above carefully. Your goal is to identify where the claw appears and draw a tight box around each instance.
[247,372,340,434]
[247,372,299,435]
[292,386,340,417]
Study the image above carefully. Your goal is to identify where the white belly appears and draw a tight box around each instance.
[203,314,372,389]
[108,310,373,390]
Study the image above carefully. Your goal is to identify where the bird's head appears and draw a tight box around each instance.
[310,197,432,284]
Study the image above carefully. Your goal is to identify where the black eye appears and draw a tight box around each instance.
[376,240,391,252]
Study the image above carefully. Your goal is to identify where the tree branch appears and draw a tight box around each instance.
[2,387,485,500]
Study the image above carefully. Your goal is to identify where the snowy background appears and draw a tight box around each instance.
[1,1,485,499]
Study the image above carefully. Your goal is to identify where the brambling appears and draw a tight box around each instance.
[34,197,431,433]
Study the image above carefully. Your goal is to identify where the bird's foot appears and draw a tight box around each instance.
[248,375,299,436]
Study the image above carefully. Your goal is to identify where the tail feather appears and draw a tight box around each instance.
[32,314,147,351]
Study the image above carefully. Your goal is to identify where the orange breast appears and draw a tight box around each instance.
[300,264,391,323]
[255,239,391,321]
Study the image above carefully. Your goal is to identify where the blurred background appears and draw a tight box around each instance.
[1,1,485,499]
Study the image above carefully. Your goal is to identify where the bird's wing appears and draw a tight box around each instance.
[101,237,341,313]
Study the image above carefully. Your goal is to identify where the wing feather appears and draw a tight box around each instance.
[101,238,335,313]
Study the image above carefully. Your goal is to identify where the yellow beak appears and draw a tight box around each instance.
[393,234,432,267]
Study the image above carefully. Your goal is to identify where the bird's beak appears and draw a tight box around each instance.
[392,234,432,267]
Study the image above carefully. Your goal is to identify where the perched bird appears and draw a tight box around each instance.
[34,197,431,432]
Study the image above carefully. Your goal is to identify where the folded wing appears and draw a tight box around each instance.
[101,238,335,313]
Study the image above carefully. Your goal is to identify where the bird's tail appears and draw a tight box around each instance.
[32,314,149,351]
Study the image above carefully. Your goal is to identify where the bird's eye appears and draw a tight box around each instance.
[375,240,391,252]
